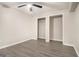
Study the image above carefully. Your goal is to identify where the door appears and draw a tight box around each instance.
[50,15,62,41]
[38,18,45,39]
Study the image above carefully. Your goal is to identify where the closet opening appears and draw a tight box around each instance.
[37,17,46,40]
[49,15,63,42]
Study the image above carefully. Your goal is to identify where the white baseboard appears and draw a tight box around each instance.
[63,42,79,56]
[0,39,33,49]
[73,45,79,56]
[63,42,73,47]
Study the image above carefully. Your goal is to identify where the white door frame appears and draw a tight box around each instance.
[49,15,63,42]
[37,17,46,40]
[36,14,64,43]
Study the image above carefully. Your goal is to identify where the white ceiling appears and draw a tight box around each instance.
[37,2,70,10]
[0,2,70,10]
[0,2,71,16]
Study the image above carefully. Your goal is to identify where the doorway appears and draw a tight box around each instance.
[37,18,46,40]
[50,15,63,41]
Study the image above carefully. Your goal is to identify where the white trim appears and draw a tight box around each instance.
[37,17,46,40]
[45,39,50,43]
[49,14,63,43]
[50,39,62,42]
[63,42,79,56]
[63,42,73,47]
[0,39,33,49]
[73,45,79,57]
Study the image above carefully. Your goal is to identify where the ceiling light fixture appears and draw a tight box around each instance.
[27,4,32,8]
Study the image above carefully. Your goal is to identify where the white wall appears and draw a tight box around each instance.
[72,5,79,56]
[63,11,75,46]
[50,16,62,41]
[0,6,35,48]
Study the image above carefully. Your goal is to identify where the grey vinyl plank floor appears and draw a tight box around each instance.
[0,39,78,57]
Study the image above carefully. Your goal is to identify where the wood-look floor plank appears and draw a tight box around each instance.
[0,39,78,57]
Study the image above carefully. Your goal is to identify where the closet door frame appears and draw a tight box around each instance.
[49,15,63,42]
[37,17,46,40]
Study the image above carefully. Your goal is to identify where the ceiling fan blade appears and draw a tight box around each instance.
[33,4,42,8]
[0,3,10,8]
[2,4,10,8]
[18,4,26,8]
